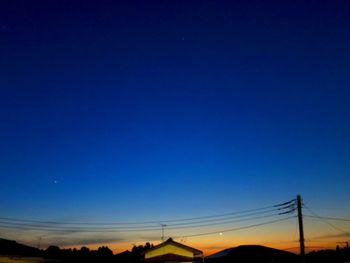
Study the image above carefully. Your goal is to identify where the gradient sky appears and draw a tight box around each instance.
[1,0,350,255]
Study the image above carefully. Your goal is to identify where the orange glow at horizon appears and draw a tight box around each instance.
[25,214,348,257]
[60,233,341,256]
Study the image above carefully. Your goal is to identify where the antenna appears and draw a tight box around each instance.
[160,224,166,242]
[37,236,42,249]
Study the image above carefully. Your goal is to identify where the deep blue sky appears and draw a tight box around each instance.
[0,0,349,250]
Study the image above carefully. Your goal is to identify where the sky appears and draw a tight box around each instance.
[0,0,350,255]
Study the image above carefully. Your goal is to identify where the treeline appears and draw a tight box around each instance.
[306,246,350,263]
[2,237,350,263]
[43,242,153,263]
[0,238,153,263]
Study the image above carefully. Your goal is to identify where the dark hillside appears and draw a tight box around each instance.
[206,245,297,263]
[0,238,41,256]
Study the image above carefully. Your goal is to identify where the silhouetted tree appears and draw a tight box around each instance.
[128,242,154,263]
[80,246,90,256]
[45,245,61,258]
[144,242,152,250]
[97,246,113,257]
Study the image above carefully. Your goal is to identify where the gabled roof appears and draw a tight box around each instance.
[145,238,203,256]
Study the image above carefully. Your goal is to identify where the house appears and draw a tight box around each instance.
[144,238,203,263]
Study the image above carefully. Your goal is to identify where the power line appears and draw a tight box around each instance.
[0,223,157,233]
[304,205,350,236]
[274,199,296,207]
[159,208,287,226]
[173,216,296,238]
[304,215,350,222]
[167,212,288,229]
[0,200,295,228]
[0,211,287,232]
[0,199,297,238]
[1,206,275,226]
[0,208,283,229]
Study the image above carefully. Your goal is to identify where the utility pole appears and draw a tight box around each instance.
[297,195,305,263]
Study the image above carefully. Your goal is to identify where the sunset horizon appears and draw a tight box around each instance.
[1,1,349,262]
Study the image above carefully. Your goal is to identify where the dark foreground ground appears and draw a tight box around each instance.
[1,252,350,263]
[1,238,350,263]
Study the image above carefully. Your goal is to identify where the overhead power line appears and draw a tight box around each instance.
[173,216,296,238]
[304,215,350,222]
[0,212,287,232]
[274,199,296,208]
[0,205,277,225]
[0,199,295,228]
[0,208,283,230]
[0,199,296,233]
[304,205,350,237]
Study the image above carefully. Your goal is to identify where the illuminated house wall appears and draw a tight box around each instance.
[144,238,203,263]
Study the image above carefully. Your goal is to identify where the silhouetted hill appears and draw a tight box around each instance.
[206,245,297,263]
[0,238,41,256]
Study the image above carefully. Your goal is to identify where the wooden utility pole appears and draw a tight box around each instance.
[297,195,305,263]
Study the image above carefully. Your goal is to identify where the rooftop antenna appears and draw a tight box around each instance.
[160,224,166,242]
[37,236,42,249]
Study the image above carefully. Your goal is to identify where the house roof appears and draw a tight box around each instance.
[145,238,203,256]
